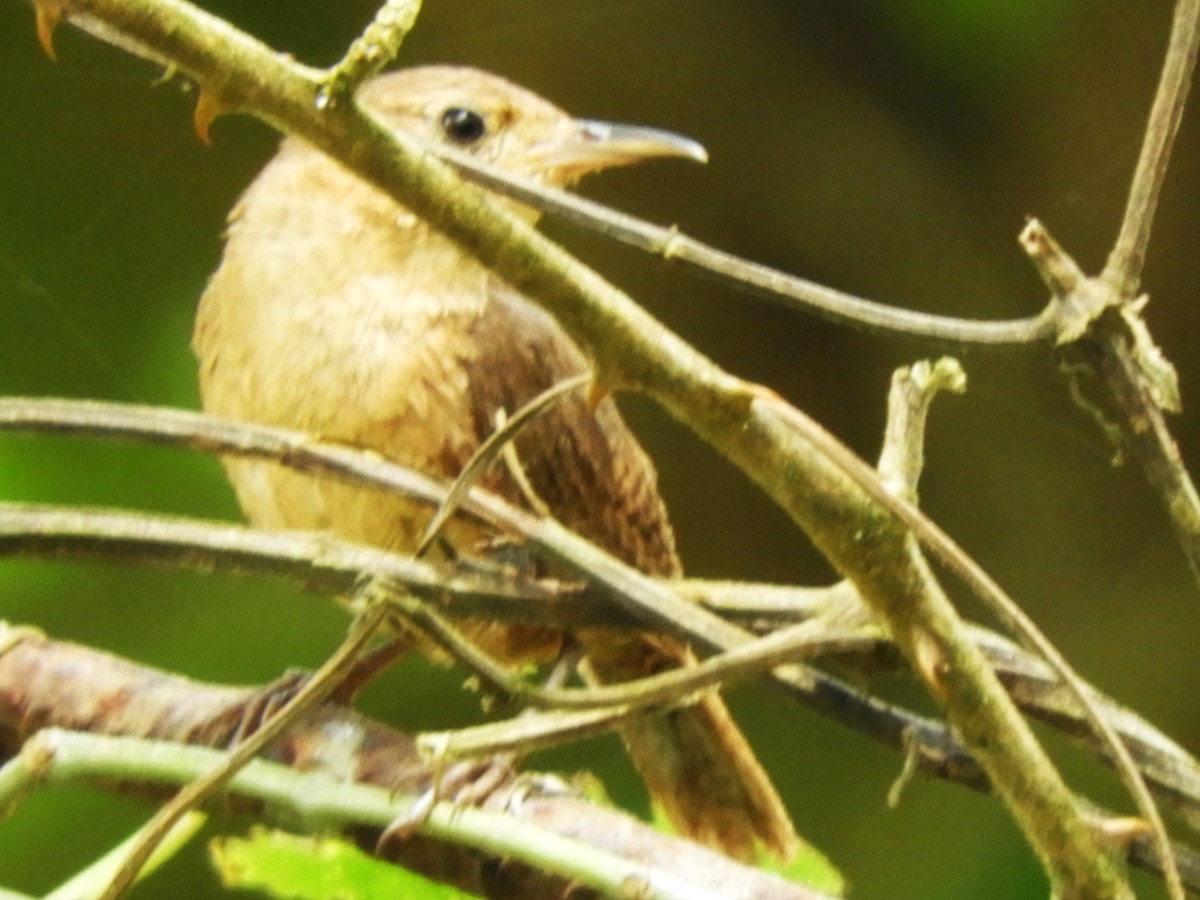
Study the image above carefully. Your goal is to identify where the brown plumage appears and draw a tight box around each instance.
[193,65,798,862]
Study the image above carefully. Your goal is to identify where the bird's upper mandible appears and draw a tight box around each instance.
[355,65,707,187]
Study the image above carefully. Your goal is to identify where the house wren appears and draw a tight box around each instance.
[194,66,797,862]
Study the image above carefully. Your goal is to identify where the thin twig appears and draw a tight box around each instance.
[382,582,870,713]
[435,143,1060,349]
[317,0,422,105]
[1096,325,1200,582]
[875,357,967,501]
[0,500,571,622]
[1103,0,1200,296]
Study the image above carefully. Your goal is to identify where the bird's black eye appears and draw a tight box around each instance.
[440,107,487,145]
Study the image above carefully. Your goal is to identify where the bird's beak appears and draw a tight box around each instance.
[524,119,708,182]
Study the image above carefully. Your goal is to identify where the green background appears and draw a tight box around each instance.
[2,1,1198,897]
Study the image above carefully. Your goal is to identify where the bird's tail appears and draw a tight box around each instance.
[583,635,799,863]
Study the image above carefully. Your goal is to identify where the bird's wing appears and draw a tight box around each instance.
[461,281,682,578]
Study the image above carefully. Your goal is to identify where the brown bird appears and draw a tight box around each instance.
[194,65,798,863]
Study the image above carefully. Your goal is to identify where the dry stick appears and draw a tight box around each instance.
[0,500,570,623]
[497,411,554,519]
[1096,326,1200,580]
[875,358,965,501]
[96,603,392,900]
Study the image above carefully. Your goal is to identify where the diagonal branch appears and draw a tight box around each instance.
[1103,0,1200,295]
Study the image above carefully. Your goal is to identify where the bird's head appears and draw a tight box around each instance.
[356,65,707,187]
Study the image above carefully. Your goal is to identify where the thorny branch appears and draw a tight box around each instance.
[1103,0,1200,296]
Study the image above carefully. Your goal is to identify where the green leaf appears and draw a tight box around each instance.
[210,828,477,900]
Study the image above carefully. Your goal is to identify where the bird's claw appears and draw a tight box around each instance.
[228,670,311,745]
[376,755,518,851]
